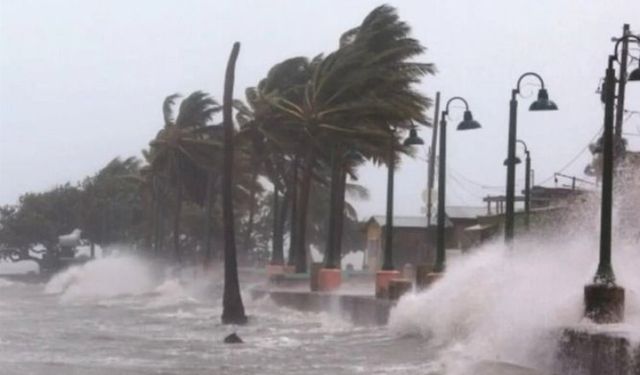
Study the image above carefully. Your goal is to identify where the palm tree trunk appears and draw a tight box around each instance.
[152,189,159,254]
[333,165,347,268]
[204,173,215,268]
[287,156,299,266]
[270,184,284,264]
[324,147,340,268]
[173,173,183,263]
[294,147,315,273]
[276,187,290,264]
[221,42,247,325]
[241,166,259,264]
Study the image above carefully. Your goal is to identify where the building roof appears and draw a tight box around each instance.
[367,206,485,228]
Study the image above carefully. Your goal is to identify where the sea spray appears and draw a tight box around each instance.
[45,256,158,301]
[389,231,640,373]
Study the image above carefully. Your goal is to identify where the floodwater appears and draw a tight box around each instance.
[1,221,639,375]
[0,257,437,375]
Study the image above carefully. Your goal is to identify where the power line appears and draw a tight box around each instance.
[537,128,602,185]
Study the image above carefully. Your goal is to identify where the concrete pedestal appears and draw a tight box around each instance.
[388,279,412,300]
[375,270,400,298]
[267,264,285,277]
[415,264,433,289]
[584,284,625,323]
[317,268,342,292]
[423,272,443,287]
[557,327,640,375]
[309,262,323,291]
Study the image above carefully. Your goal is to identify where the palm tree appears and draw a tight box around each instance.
[221,42,248,325]
[264,5,434,272]
[148,91,221,263]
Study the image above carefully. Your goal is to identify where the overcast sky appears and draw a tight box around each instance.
[1,0,639,219]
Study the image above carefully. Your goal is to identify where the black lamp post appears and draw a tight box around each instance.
[380,127,425,271]
[584,34,640,323]
[504,73,557,243]
[517,140,531,230]
[433,97,481,273]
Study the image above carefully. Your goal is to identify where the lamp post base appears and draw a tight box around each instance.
[415,264,432,289]
[317,268,342,292]
[267,264,285,277]
[375,270,400,298]
[584,283,625,323]
[388,279,412,300]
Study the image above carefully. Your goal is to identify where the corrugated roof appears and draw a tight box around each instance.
[368,206,485,228]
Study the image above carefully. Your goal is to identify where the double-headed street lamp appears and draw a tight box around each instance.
[405,97,481,274]
[504,73,558,243]
[381,126,424,272]
[375,125,424,298]
[584,33,640,323]
[391,97,481,279]
[434,97,481,273]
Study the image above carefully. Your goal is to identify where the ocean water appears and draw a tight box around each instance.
[0,257,437,375]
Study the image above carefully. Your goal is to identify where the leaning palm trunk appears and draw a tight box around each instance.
[333,166,348,268]
[241,166,259,264]
[287,155,299,266]
[152,182,161,254]
[324,147,341,268]
[270,184,284,264]
[221,42,247,325]
[203,173,215,268]
[173,166,183,263]
[294,147,315,273]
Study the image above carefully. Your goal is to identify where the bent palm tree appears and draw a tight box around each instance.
[221,42,248,325]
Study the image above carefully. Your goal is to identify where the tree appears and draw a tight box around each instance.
[263,5,434,272]
[221,42,248,325]
[147,91,221,262]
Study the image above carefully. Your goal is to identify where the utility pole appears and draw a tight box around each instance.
[614,24,630,150]
[427,92,441,227]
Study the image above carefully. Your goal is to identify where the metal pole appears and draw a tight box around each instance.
[505,91,518,242]
[614,24,630,148]
[427,92,441,227]
[594,56,617,284]
[524,151,531,230]
[382,135,395,271]
[434,114,447,273]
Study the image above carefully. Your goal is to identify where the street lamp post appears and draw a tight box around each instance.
[504,73,557,243]
[433,97,481,273]
[584,34,640,323]
[517,140,531,231]
[374,125,424,298]
[382,134,397,272]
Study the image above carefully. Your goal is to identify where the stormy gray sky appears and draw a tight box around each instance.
[1,0,639,219]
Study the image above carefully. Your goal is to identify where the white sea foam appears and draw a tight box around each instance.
[45,256,157,302]
[389,228,640,374]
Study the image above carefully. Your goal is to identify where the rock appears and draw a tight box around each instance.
[223,333,243,344]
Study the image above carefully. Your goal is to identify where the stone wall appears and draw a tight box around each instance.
[250,289,393,326]
[556,327,640,375]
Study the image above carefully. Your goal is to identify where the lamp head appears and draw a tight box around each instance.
[503,156,522,166]
[529,88,558,111]
[403,128,425,146]
[628,64,640,81]
[457,110,482,130]
[344,149,364,162]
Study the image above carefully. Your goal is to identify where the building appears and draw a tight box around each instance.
[363,206,486,270]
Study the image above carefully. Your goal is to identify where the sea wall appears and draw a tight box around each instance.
[250,288,393,326]
[556,327,640,375]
